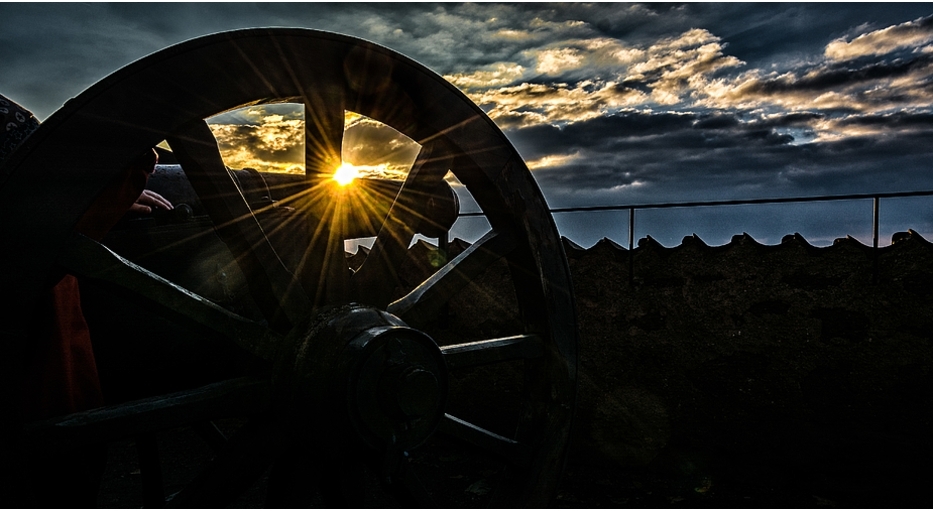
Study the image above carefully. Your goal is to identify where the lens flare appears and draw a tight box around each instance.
[333,162,360,186]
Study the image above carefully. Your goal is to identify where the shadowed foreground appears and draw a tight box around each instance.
[94,231,932,507]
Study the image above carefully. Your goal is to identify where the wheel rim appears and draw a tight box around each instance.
[1,28,577,507]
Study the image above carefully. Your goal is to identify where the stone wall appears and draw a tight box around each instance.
[567,230,933,505]
[413,230,933,506]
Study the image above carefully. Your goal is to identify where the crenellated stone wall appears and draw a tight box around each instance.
[566,231,933,470]
[401,229,933,506]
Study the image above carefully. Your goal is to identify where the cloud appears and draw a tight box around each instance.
[534,47,584,74]
[825,14,933,61]
[500,106,933,214]
[526,152,581,170]
[208,119,305,174]
[453,28,743,126]
[699,52,933,118]
[439,10,933,170]
[205,104,307,173]
[444,63,527,90]
[444,36,650,92]
[627,28,744,105]
[208,104,305,126]
[811,111,933,142]
[469,81,647,127]
[680,15,933,147]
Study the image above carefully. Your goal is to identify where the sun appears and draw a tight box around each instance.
[332,162,360,186]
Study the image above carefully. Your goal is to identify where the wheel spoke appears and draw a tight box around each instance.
[21,377,272,454]
[440,334,543,370]
[387,229,516,326]
[438,414,532,468]
[165,418,277,508]
[59,232,280,360]
[298,94,353,307]
[303,93,345,179]
[351,141,454,308]
[166,120,310,332]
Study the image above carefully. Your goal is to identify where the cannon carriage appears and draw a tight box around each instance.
[0,28,577,507]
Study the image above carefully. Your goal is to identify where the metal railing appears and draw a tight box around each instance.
[461,189,933,250]
[457,189,933,284]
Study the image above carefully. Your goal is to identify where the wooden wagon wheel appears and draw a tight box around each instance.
[0,28,577,507]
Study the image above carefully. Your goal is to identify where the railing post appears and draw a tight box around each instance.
[872,196,880,283]
[629,207,635,286]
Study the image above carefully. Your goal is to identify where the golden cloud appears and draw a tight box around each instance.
[208,118,306,174]
[825,14,933,61]
[628,29,744,105]
[444,63,527,90]
[700,56,933,115]
[452,28,743,125]
[494,28,532,41]
[535,48,584,74]
[684,18,933,141]
[526,152,581,169]
[207,105,420,178]
[471,81,647,126]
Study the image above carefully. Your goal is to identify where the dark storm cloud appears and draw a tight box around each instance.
[1,3,597,117]
[836,112,933,129]
[507,112,696,159]
[746,54,933,96]
[754,112,825,127]
[509,109,803,164]
[505,107,933,209]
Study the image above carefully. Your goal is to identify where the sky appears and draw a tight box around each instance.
[2,2,933,247]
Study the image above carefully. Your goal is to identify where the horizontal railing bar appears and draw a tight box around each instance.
[456,189,933,217]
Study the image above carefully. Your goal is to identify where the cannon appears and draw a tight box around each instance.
[0,28,577,507]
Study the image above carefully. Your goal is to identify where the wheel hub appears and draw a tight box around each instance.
[279,304,448,452]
